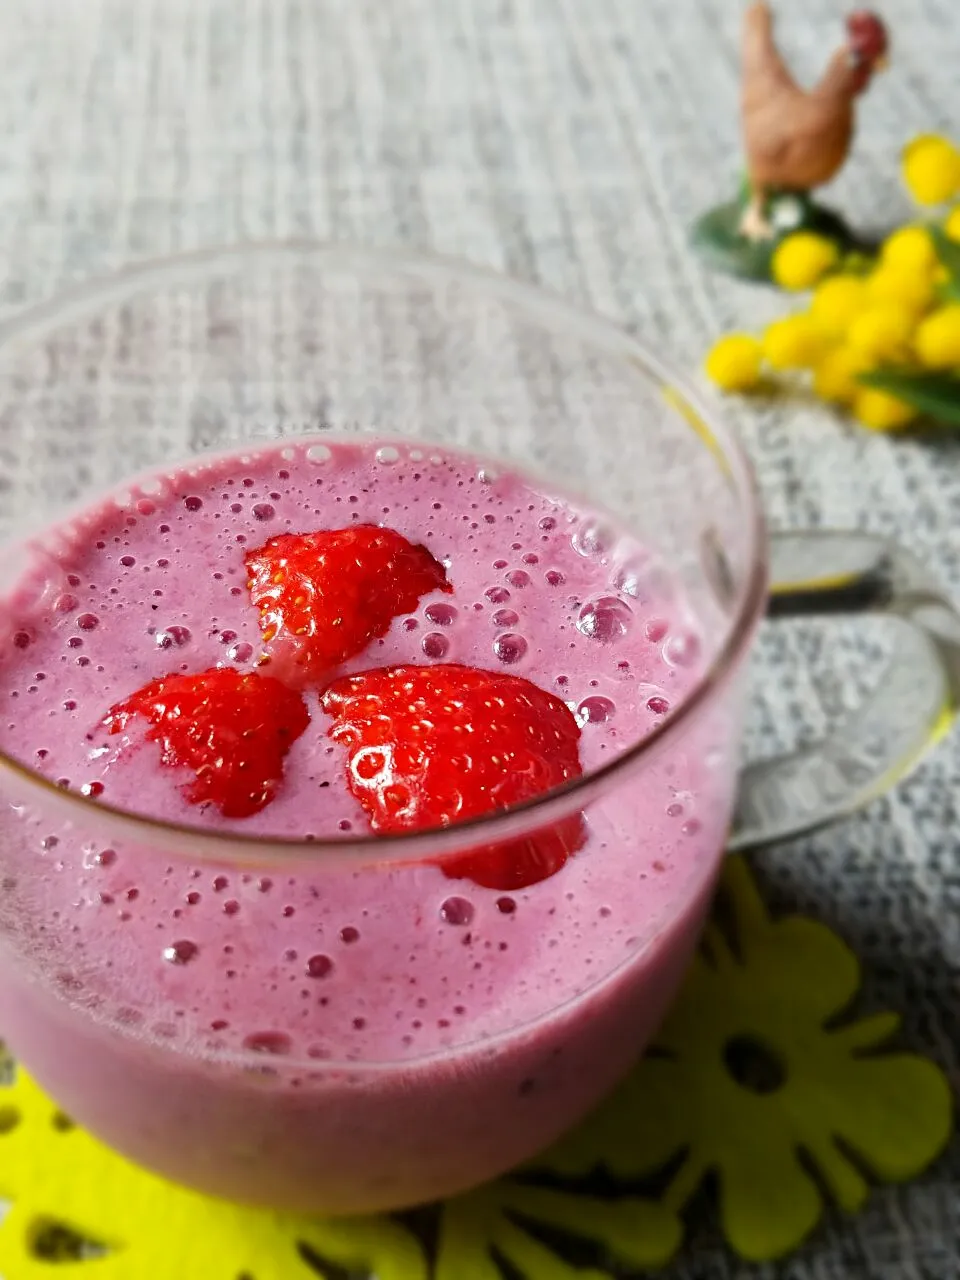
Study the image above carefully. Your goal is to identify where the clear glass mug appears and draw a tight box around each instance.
[0,245,957,1216]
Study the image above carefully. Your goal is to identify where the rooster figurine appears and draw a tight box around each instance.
[741,4,889,239]
[691,5,889,278]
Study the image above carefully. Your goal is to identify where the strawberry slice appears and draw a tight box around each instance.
[320,663,585,889]
[244,525,451,685]
[103,667,310,818]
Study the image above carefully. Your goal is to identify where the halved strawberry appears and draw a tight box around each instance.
[244,525,451,685]
[320,663,585,890]
[103,667,310,818]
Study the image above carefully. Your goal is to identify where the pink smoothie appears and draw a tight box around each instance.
[0,438,738,1212]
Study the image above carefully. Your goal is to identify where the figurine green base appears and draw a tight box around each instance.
[690,186,867,282]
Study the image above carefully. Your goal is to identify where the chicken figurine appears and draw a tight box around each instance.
[691,4,890,280]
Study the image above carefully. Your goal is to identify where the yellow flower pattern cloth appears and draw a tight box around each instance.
[546,857,953,1263]
[0,856,951,1277]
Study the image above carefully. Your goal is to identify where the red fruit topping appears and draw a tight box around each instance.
[103,667,310,818]
[320,663,585,889]
[244,525,451,684]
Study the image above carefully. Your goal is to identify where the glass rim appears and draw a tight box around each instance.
[0,240,769,865]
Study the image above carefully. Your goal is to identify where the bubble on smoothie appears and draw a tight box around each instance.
[252,503,276,521]
[183,496,204,512]
[645,618,669,643]
[425,602,457,627]
[376,446,400,465]
[155,625,191,650]
[577,695,616,725]
[225,640,253,665]
[493,633,527,664]
[613,556,665,602]
[663,632,701,667]
[76,613,100,631]
[493,608,519,627]
[576,597,633,643]
[422,632,449,660]
[440,897,474,926]
[243,1031,292,1055]
[506,570,530,589]
[306,954,334,978]
[496,896,517,915]
[162,939,199,965]
[572,518,614,559]
[339,926,360,944]
[647,695,670,716]
[307,443,331,463]
[477,467,499,485]
[485,586,510,604]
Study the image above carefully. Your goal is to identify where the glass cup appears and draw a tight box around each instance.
[0,245,957,1215]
